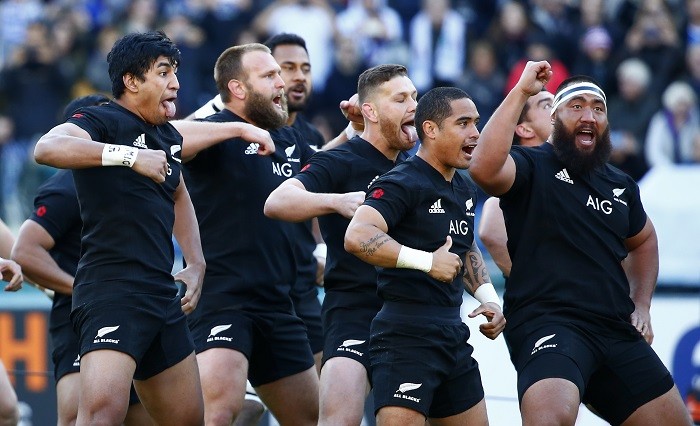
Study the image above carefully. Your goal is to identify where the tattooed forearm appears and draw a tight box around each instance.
[359,233,392,257]
[463,247,490,294]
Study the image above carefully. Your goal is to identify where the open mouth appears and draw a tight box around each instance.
[577,129,595,146]
[273,94,283,109]
[401,120,418,142]
[462,144,477,155]
[162,98,177,118]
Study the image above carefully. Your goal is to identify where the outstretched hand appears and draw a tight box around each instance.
[428,236,463,283]
[468,302,506,340]
[517,61,553,97]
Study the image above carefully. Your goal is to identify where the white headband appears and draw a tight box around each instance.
[551,82,606,116]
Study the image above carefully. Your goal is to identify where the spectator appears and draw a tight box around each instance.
[646,80,700,167]
[486,1,531,75]
[530,0,578,68]
[408,0,466,93]
[457,39,506,127]
[254,0,336,91]
[616,0,683,99]
[504,31,570,95]
[335,0,406,67]
[608,58,657,180]
[572,26,615,93]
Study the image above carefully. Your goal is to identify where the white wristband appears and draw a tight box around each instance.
[313,243,327,259]
[344,123,356,139]
[396,246,432,273]
[102,144,138,167]
[474,283,501,306]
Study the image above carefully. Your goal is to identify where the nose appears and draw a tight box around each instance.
[276,74,285,89]
[581,107,595,122]
[292,68,306,82]
[408,97,417,112]
[171,74,180,91]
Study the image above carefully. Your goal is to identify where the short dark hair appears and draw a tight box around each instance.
[357,64,408,104]
[62,94,110,121]
[415,87,471,140]
[107,31,180,99]
[214,43,270,103]
[264,33,308,55]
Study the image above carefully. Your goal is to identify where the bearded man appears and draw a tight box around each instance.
[469,61,692,426]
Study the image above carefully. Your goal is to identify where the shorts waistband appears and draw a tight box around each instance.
[378,302,462,325]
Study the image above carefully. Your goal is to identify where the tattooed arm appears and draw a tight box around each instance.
[463,240,506,339]
[345,205,463,282]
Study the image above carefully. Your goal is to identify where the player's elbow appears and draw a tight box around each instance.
[263,191,285,220]
[343,225,362,257]
[33,139,53,166]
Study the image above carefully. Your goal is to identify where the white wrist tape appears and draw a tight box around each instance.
[396,246,432,273]
[474,283,501,306]
[313,243,327,259]
[102,144,138,167]
[344,124,356,139]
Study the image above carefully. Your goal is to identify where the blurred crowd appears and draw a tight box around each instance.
[2,0,700,225]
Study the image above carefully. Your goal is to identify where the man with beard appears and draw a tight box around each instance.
[181,43,319,426]
[264,33,324,376]
[478,89,553,277]
[469,61,692,426]
[265,64,418,425]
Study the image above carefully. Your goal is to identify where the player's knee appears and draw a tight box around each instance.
[232,400,265,426]
[522,403,577,426]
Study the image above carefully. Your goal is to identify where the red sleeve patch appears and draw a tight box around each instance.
[71,113,83,119]
[37,206,47,217]
[301,164,311,172]
[371,188,384,199]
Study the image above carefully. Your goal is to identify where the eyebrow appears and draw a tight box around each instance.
[156,61,173,69]
[537,98,553,107]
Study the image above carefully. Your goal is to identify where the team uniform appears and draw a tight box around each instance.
[294,137,406,371]
[29,169,140,403]
[67,103,192,381]
[289,114,325,355]
[183,109,316,386]
[360,155,484,418]
[500,142,674,423]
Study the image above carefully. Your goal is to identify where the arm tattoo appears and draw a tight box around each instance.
[359,233,392,257]
[463,247,490,294]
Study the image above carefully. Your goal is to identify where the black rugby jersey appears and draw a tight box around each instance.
[30,170,81,319]
[363,155,478,307]
[500,142,647,336]
[295,136,407,294]
[183,109,314,309]
[67,102,183,296]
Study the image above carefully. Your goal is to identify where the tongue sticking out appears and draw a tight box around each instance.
[163,100,176,118]
[402,125,418,142]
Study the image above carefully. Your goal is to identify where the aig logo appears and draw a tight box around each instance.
[272,162,293,177]
[586,195,612,215]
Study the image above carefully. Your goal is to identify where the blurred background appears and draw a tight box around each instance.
[0,0,698,424]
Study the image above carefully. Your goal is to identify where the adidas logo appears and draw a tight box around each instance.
[555,168,573,184]
[132,133,147,148]
[429,199,445,214]
[244,143,259,155]
[72,354,80,367]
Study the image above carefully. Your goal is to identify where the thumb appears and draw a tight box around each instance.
[443,236,452,250]
[468,306,483,318]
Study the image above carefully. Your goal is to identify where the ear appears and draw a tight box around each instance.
[515,123,533,139]
[122,73,138,93]
[421,120,438,140]
[361,103,379,123]
[228,79,246,100]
